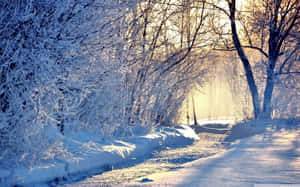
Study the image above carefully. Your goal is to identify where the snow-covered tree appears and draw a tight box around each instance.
[0,0,209,168]
[210,0,299,119]
[0,0,139,167]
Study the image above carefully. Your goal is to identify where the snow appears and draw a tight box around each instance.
[0,169,10,179]
[13,163,66,186]
[0,125,199,186]
[129,123,300,186]
[183,119,236,126]
[197,119,236,126]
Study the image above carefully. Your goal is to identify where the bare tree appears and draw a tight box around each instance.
[212,0,299,119]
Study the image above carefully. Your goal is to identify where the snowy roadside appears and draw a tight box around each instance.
[60,132,226,186]
[127,120,300,186]
[0,125,199,186]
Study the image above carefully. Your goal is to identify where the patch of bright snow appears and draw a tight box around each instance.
[197,119,236,126]
[130,125,300,186]
[0,125,199,186]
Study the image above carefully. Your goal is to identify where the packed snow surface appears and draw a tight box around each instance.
[196,119,235,126]
[184,119,236,126]
[129,124,300,186]
[0,125,199,186]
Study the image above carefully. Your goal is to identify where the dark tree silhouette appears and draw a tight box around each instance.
[224,0,299,119]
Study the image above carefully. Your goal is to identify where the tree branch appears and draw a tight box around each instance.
[213,45,269,58]
[278,47,299,74]
[157,1,207,75]
[275,71,300,76]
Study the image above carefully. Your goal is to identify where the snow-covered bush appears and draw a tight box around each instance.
[0,0,138,167]
[0,0,207,168]
[0,0,73,167]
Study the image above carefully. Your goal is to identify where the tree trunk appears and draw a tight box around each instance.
[262,75,274,118]
[0,69,9,113]
[192,96,198,125]
[261,1,281,119]
[228,0,261,118]
[57,78,65,135]
[262,56,277,119]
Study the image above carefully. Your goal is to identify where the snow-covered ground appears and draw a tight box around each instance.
[0,125,199,186]
[197,119,236,126]
[2,119,299,186]
[60,132,226,186]
[127,122,300,186]
[183,119,236,126]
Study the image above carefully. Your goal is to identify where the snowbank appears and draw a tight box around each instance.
[224,118,273,142]
[0,125,198,186]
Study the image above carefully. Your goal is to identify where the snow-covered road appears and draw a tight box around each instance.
[128,126,300,186]
[60,133,226,186]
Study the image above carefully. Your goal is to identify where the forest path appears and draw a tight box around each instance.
[127,126,300,186]
[60,132,226,186]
